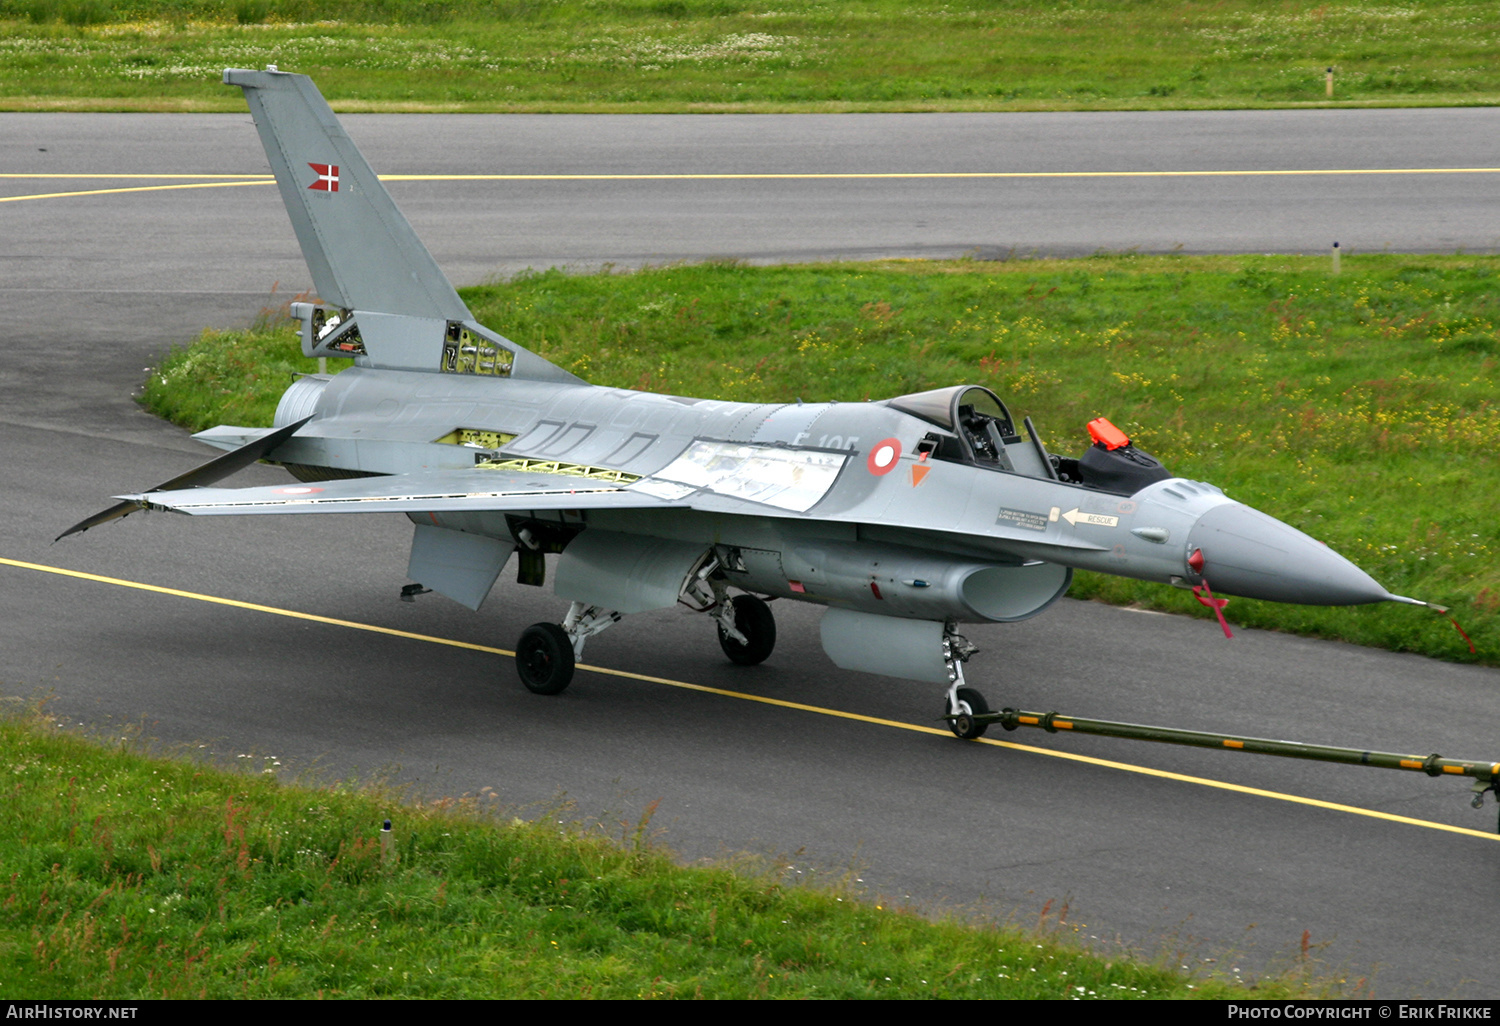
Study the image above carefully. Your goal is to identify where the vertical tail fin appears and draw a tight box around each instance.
[225,67,583,383]
[225,67,469,322]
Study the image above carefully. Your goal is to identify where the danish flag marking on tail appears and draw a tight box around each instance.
[308,163,339,192]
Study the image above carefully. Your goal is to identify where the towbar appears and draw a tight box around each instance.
[953,705,1500,828]
[978,707,1500,783]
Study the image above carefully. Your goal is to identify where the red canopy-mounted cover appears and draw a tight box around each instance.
[1087,417,1131,450]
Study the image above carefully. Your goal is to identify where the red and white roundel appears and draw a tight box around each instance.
[273,486,324,495]
[866,438,902,476]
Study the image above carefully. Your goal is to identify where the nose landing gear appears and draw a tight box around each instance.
[939,625,988,739]
[946,687,991,740]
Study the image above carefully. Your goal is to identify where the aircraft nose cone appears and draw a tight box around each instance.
[1185,503,1395,605]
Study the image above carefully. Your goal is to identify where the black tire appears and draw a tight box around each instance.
[516,622,575,695]
[717,594,776,666]
[947,686,990,740]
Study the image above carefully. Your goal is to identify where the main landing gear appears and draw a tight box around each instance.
[716,594,776,666]
[515,602,620,695]
[515,622,573,695]
[514,588,777,696]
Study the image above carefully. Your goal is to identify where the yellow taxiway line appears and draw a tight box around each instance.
[378,167,1500,181]
[0,180,275,203]
[3,553,1497,843]
[3,165,1500,204]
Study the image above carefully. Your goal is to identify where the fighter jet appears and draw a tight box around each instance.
[60,69,1425,740]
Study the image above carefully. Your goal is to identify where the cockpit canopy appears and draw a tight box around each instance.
[884,385,1018,440]
[882,385,1173,494]
[884,385,1025,472]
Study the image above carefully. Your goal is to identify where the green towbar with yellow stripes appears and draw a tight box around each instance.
[958,706,1500,825]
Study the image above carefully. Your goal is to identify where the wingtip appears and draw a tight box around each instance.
[54,500,142,543]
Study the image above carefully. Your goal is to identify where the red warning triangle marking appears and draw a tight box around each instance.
[911,465,930,487]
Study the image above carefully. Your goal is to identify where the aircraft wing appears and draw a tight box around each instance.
[121,464,697,516]
[121,439,852,519]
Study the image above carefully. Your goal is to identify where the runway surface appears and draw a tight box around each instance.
[4,106,1500,996]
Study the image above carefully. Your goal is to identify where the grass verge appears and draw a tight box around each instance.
[2,1,1499,112]
[0,701,1306,998]
[144,253,1500,665]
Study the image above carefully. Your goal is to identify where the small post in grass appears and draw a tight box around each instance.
[1326,67,1334,97]
[1331,241,1341,275]
[381,818,396,868]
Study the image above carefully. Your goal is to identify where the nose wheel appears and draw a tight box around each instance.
[946,686,991,740]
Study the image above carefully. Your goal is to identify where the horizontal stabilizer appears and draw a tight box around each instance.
[56,416,312,540]
[192,424,284,453]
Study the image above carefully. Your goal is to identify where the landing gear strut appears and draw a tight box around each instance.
[678,551,778,667]
[941,624,987,739]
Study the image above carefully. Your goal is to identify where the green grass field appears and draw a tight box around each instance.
[143,254,1500,665]
[0,704,1315,998]
[3,0,1498,112]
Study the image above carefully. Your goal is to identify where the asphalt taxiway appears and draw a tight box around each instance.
[4,106,1499,996]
